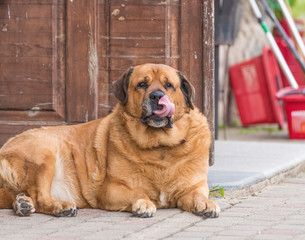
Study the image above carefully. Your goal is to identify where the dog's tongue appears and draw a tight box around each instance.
[153,95,175,118]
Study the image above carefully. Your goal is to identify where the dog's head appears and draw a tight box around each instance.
[113,63,195,128]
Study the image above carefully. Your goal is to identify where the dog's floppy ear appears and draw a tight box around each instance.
[178,71,195,110]
[112,67,134,105]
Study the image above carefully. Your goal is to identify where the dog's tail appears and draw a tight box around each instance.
[0,153,19,209]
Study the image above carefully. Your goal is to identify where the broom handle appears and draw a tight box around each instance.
[249,0,299,89]
[260,0,305,74]
[277,0,305,60]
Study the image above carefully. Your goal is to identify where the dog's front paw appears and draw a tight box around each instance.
[13,193,36,217]
[55,207,78,217]
[192,199,220,218]
[132,199,156,218]
[53,201,78,217]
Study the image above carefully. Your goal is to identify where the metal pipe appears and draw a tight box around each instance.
[249,0,299,89]
[260,0,305,74]
[277,0,305,60]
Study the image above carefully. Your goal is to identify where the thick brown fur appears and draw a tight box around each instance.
[0,64,220,218]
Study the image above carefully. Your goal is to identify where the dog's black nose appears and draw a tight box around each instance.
[149,91,165,102]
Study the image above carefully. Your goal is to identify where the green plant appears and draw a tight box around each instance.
[238,125,280,135]
[267,0,296,19]
[291,0,305,20]
[239,126,262,134]
[218,124,227,130]
[209,185,224,198]
[232,120,240,127]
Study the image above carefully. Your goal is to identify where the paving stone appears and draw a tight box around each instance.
[42,235,82,240]
[167,211,203,222]
[1,169,305,240]
[227,224,267,232]
[215,229,258,236]
[287,214,305,220]
[272,224,305,231]
[262,229,302,236]
[86,216,127,222]
[184,225,224,232]
[80,230,127,240]
[173,230,214,238]
[283,219,305,225]
[220,210,251,217]
[293,234,305,240]
[125,226,180,239]
[165,237,203,240]
[196,217,244,227]
[246,214,286,221]
[214,198,234,211]
[206,236,247,240]
[239,220,278,226]
[255,208,299,216]
[252,235,293,240]
[235,199,274,208]
[151,220,192,229]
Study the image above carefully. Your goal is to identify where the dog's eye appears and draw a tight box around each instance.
[137,82,147,89]
[165,82,174,89]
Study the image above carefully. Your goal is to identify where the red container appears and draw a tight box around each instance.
[276,87,305,139]
[229,47,285,128]
[276,37,305,87]
[278,19,304,38]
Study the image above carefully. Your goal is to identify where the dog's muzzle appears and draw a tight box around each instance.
[141,91,175,128]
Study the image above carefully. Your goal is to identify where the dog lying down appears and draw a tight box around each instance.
[0,63,220,218]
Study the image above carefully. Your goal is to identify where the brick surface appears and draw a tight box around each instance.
[1,172,305,240]
[172,231,214,238]
[219,229,260,236]
[262,229,302,236]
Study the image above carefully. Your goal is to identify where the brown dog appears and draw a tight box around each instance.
[0,63,220,218]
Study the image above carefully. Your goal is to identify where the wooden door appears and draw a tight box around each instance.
[0,0,66,146]
[0,0,214,157]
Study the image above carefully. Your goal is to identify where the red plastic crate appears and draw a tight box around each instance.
[276,37,305,87]
[278,19,304,38]
[229,47,285,128]
[276,87,305,139]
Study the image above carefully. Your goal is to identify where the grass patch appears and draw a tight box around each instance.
[238,126,281,135]
[232,120,240,127]
[218,124,227,130]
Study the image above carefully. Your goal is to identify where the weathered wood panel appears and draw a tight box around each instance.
[1,0,65,4]
[0,32,52,45]
[0,19,52,32]
[66,0,98,122]
[0,1,65,121]
[202,0,215,166]
[0,111,65,122]
[0,96,53,110]
[98,0,181,116]
[0,57,53,69]
[110,5,166,20]
[108,58,164,71]
[0,4,64,19]
[179,0,204,111]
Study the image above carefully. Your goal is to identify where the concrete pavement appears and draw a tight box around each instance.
[208,140,305,191]
[1,172,305,240]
